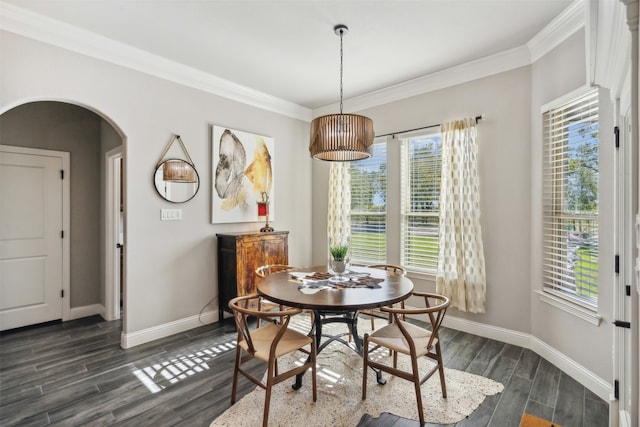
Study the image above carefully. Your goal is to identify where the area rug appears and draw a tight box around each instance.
[211,317,503,427]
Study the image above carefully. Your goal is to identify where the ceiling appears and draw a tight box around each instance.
[3,0,574,111]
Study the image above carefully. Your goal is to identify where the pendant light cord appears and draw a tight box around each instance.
[339,28,344,115]
[308,24,374,161]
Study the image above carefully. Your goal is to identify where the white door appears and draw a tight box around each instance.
[0,146,68,330]
[105,147,122,321]
[614,113,635,426]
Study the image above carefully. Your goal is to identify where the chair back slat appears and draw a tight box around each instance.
[426,294,449,348]
[255,264,297,278]
[229,293,304,356]
[421,294,449,350]
[380,292,449,350]
[366,264,405,274]
[233,308,257,354]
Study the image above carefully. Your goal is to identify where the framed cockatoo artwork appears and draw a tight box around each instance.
[211,125,274,224]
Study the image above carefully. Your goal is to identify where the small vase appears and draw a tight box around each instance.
[332,260,346,274]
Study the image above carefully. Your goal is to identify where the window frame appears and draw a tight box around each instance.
[399,130,443,274]
[349,138,387,265]
[541,86,600,316]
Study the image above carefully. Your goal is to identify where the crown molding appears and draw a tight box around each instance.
[591,0,631,101]
[313,45,532,118]
[1,0,585,123]
[0,1,312,122]
[527,0,586,63]
[314,0,586,117]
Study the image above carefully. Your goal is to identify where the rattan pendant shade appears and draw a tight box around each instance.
[310,113,374,161]
[309,25,374,162]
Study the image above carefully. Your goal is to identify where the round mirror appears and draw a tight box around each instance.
[154,159,200,203]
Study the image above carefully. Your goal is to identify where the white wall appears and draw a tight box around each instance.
[314,65,534,334]
[0,31,313,339]
[530,30,614,382]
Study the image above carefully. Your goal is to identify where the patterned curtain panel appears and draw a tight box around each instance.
[327,162,351,244]
[436,118,486,313]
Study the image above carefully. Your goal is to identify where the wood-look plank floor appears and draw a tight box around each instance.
[0,316,608,426]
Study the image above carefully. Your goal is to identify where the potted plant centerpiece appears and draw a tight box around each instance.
[329,238,350,282]
[330,244,348,272]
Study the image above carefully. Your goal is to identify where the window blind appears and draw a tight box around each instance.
[400,133,442,271]
[543,89,599,306]
[350,139,387,264]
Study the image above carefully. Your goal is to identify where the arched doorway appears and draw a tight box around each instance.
[0,100,126,331]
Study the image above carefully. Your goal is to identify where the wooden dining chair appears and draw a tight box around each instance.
[229,294,317,427]
[254,264,299,326]
[361,264,406,330]
[362,292,450,426]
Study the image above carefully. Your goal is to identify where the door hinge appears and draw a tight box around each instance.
[613,320,631,329]
[61,230,64,239]
[614,255,619,274]
[60,289,64,298]
[614,126,619,148]
[626,285,631,296]
[60,169,64,179]
[614,380,619,399]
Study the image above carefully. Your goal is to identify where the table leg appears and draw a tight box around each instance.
[292,310,385,389]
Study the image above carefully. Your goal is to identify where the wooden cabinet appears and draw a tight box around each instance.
[216,231,288,321]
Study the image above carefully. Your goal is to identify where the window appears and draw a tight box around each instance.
[400,132,442,271]
[349,140,387,264]
[543,89,599,306]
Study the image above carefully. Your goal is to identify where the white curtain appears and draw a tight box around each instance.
[436,118,486,313]
[327,162,351,245]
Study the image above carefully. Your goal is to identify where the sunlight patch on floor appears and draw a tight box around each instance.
[133,340,237,393]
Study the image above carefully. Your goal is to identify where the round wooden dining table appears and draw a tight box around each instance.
[257,265,414,389]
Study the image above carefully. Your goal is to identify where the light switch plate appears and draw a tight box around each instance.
[161,209,182,220]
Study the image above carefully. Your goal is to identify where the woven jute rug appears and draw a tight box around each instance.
[211,316,503,426]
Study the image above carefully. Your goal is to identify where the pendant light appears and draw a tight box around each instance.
[309,25,374,161]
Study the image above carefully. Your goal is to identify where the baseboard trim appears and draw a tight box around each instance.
[68,304,104,320]
[118,309,611,401]
[121,310,218,349]
[443,315,532,349]
[442,315,612,402]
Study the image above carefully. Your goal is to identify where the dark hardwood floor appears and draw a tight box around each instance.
[0,315,608,426]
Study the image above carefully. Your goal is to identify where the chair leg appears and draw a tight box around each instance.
[263,360,275,427]
[362,334,369,400]
[231,346,242,404]
[387,312,393,356]
[435,342,447,398]
[311,340,317,402]
[410,355,425,426]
